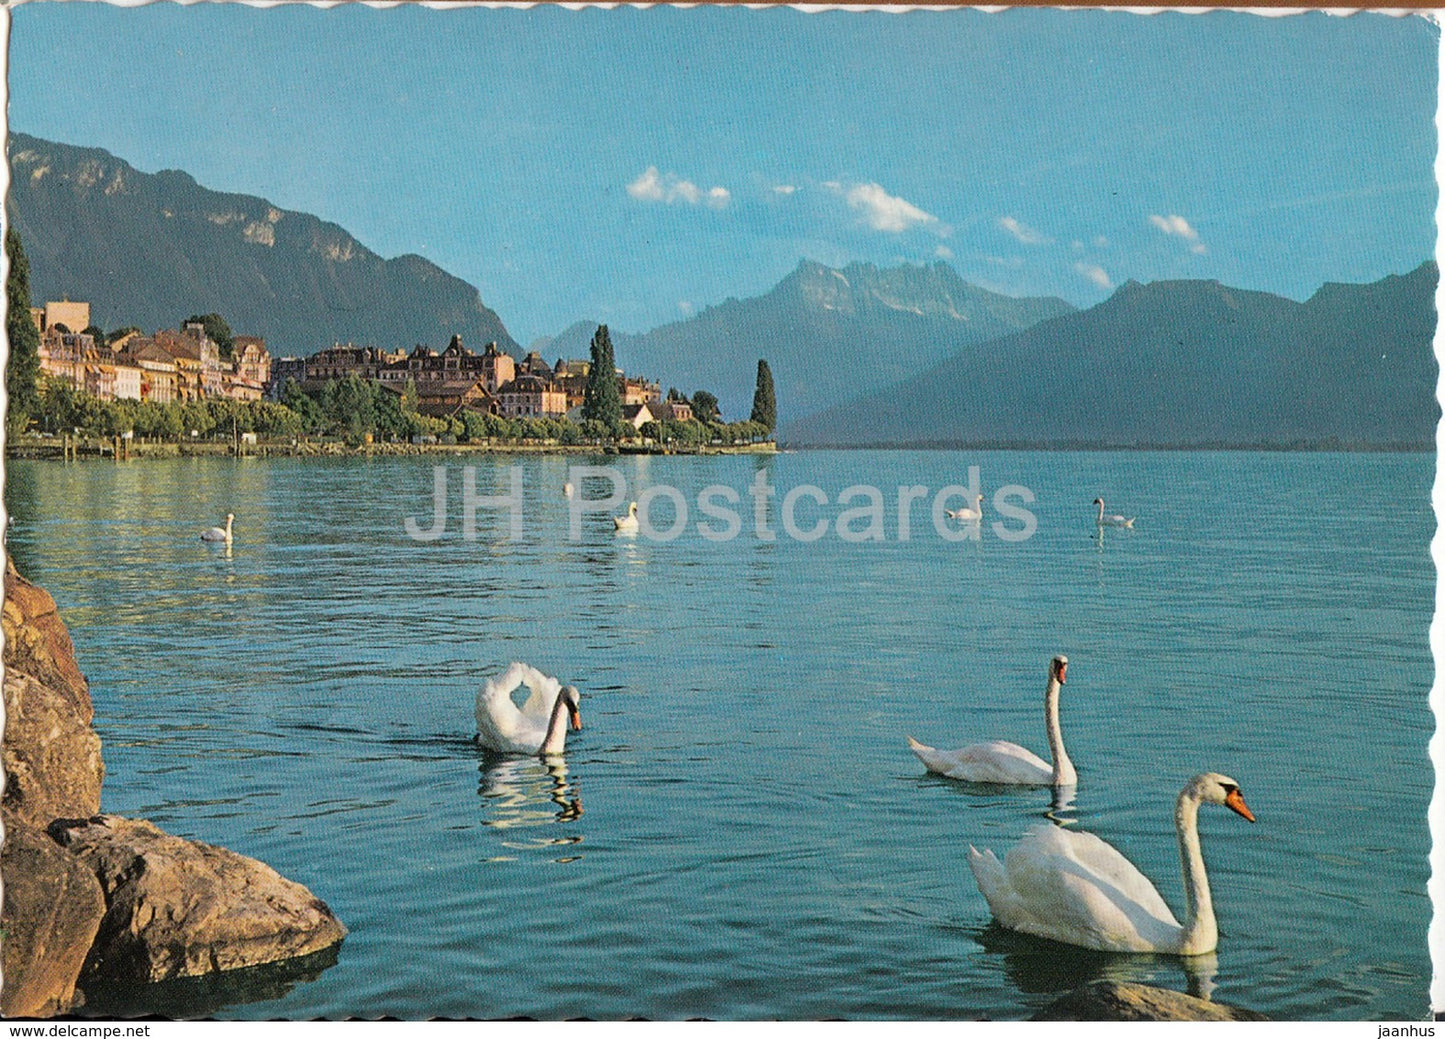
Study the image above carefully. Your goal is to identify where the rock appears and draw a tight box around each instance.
[3,671,104,830]
[1032,980,1269,1021]
[1,818,107,1018]
[49,815,347,984]
[3,559,91,705]
[2,561,104,830]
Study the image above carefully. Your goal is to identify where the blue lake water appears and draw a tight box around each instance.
[4,450,1434,1020]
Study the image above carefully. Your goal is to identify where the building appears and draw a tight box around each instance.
[232,336,272,386]
[156,324,224,399]
[656,398,695,422]
[622,376,662,407]
[33,300,91,336]
[112,362,143,401]
[383,377,496,418]
[496,374,567,418]
[622,402,657,430]
[115,340,179,403]
[304,344,402,389]
[480,341,516,392]
[268,357,307,398]
[38,330,95,384]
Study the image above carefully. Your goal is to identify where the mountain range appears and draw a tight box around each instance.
[783,262,1439,448]
[7,133,519,354]
[8,133,1436,448]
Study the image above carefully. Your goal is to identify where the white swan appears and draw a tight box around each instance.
[946,495,985,522]
[908,655,1075,786]
[968,772,1256,955]
[613,501,639,533]
[1094,498,1134,528]
[201,514,234,544]
[475,661,582,755]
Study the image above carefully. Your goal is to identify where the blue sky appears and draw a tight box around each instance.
[7,4,1438,346]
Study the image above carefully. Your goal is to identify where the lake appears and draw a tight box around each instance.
[4,449,1433,1020]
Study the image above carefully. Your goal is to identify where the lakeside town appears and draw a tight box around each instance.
[7,235,777,458]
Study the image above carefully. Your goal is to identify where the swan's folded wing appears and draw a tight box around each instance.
[910,738,1052,784]
[516,664,563,719]
[478,663,531,741]
[999,824,1181,950]
[1043,825,1178,925]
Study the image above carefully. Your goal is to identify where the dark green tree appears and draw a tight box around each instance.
[750,358,776,435]
[184,312,234,360]
[691,390,720,424]
[321,373,377,439]
[5,229,41,433]
[582,325,622,426]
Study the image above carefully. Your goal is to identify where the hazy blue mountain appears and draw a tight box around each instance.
[7,133,519,356]
[557,260,1075,422]
[784,263,1438,448]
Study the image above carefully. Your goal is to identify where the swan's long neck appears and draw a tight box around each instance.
[1043,674,1076,786]
[1174,789,1217,955]
[540,694,573,755]
[1096,500,1105,523]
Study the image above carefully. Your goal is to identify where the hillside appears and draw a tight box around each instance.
[6,133,519,356]
[784,263,1439,448]
[555,260,1074,422]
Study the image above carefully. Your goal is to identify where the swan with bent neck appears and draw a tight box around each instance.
[476,662,583,756]
[968,772,1256,954]
[908,655,1075,786]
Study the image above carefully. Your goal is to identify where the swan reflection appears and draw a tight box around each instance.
[1045,783,1077,823]
[977,924,1220,1003]
[477,754,584,851]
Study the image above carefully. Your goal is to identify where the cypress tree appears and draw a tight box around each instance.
[5,229,41,432]
[750,358,776,435]
[582,325,623,426]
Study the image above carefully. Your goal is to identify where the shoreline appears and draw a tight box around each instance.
[5,436,1431,460]
[5,437,780,461]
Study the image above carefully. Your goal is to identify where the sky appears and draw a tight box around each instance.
[6,4,1438,347]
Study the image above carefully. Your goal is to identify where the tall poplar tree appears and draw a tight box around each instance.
[750,358,776,435]
[582,324,622,426]
[5,229,41,433]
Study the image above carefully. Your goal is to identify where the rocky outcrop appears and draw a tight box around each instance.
[1032,980,1269,1021]
[2,561,103,829]
[49,815,347,985]
[1,563,345,1016]
[0,822,107,1017]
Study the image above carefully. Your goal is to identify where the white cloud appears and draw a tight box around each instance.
[1074,262,1113,290]
[836,181,942,234]
[1148,213,1206,253]
[934,245,954,260]
[999,216,1049,245]
[627,167,730,209]
[678,300,695,317]
[772,184,797,196]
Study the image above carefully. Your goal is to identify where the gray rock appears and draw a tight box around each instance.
[1032,980,1269,1021]
[1,817,107,1018]
[49,815,347,984]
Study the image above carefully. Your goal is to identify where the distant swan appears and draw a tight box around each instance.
[1094,498,1134,528]
[476,661,583,756]
[614,501,639,533]
[946,494,985,521]
[201,514,234,544]
[908,655,1075,786]
[968,772,1256,954]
